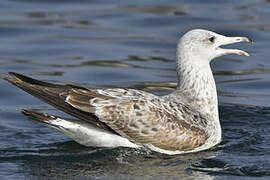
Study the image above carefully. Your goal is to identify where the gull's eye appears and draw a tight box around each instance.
[209,36,215,43]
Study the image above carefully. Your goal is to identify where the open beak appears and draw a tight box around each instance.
[216,36,252,57]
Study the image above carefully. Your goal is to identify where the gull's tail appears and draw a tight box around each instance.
[22,109,138,148]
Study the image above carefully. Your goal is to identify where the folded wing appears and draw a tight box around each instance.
[4,72,114,133]
[66,88,209,151]
[5,72,209,151]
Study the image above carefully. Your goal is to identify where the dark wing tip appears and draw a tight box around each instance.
[5,72,63,88]
[5,72,38,84]
[3,73,22,85]
[22,109,35,116]
[8,72,46,86]
[22,109,57,121]
[8,72,19,76]
[7,72,26,81]
[3,72,17,81]
[5,72,89,90]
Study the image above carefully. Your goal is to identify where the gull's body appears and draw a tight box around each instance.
[5,29,251,155]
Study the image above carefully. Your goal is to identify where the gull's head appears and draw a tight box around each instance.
[178,29,251,63]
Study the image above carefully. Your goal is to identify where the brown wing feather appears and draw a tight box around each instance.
[66,89,209,151]
[4,72,115,133]
[6,72,209,151]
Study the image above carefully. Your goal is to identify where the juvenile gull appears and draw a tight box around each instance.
[5,29,251,155]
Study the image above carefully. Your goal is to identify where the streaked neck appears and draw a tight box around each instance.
[176,58,219,124]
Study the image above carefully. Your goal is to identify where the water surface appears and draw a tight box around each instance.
[1,0,270,179]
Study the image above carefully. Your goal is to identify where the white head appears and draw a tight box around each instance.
[177,29,251,64]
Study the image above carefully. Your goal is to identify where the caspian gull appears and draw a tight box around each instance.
[5,29,251,155]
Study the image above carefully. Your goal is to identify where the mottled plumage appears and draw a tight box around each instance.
[66,88,209,152]
[4,29,251,155]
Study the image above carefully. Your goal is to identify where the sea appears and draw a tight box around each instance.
[0,0,270,179]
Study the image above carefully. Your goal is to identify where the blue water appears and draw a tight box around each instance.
[1,0,270,179]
